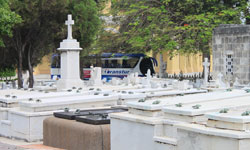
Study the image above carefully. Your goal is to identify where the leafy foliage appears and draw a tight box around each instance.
[1,0,101,87]
[0,0,21,47]
[109,0,246,56]
[69,0,101,51]
[0,67,16,81]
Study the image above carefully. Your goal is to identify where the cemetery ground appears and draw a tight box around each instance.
[1,15,250,150]
[0,137,62,150]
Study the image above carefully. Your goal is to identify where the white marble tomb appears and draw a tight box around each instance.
[110,89,250,150]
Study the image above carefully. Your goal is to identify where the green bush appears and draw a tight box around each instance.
[0,68,16,81]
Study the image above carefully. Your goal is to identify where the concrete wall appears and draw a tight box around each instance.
[177,128,250,150]
[111,118,156,150]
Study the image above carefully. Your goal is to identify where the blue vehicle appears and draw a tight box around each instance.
[51,53,157,80]
[50,54,61,79]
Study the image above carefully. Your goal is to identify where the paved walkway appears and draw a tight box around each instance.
[0,137,63,150]
[0,142,25,150]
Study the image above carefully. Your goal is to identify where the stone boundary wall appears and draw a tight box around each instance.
[213,24,250,84]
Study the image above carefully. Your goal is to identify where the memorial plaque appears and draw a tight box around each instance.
[54,108,127,120]
[76,114,110,125]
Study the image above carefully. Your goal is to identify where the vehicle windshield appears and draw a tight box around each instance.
[51,55,60,68]
[101,57,139,68]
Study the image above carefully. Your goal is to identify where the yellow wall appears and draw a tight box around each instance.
[102,0,111,14]
[155,52,204,74]
[34,55,51,75]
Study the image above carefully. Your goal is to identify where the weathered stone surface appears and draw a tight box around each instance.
[213,24,250,84]
[44,117,110,150]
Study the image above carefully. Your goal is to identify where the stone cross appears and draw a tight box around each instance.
[65,14,74,40]
[203,58,210,86]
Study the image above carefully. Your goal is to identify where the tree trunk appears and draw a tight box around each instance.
[96,54,102,67]
[245,10,250,25]
[159,53,165,78]
[17,49,23,88]
[80,58,83,80]
[27,47,34,88]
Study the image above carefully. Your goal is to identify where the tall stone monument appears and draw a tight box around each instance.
[213,24,250,84]
[57,15,83,91]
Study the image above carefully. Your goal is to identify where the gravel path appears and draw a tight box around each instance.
[0,142,26,150]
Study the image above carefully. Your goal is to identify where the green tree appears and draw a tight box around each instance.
[0,0,21,70]
[69,0,101,50]
[109,0,245,76]
[4,0,101,88]
[0,0,21,47]
[69,0,102,76]
[110,0,244,56]
[5,0,69,88]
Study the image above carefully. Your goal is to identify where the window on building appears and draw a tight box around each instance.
[226,54,233,75]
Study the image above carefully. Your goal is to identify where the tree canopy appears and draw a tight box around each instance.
[2,0,101,88]
[108,0,247,57]
[0,0,21,47]
[69,0,101,55]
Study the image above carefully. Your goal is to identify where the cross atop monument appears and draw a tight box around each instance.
[65,14,74,40]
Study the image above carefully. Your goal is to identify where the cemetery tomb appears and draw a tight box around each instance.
[19,94,119,112]
[162,95,250,123]
[176,120,250,150]
[0,89,39,95]
[145,89,207,98]
[75,108,127,125]
[75,114,110,125]
[87,88,113,95]
[0,90,88,107]
[33,81,57,91]
[206,108,250,131]
[118,92,146,104]
[126,89,248,117]
[122,86,173,93]
[110,112,163,150]
[44,117,110,150]
[0,93,119,141]
[3,105,121,141]
[34,85,57,92]
[0,108,57,142]
[0,85,181,141]
[172,80,192,90]
[110,90,250,150]
[44,107,127,150]
[174,106,250,150]
[54,107,127,120]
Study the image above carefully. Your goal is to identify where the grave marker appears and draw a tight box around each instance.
[203,58,210,86]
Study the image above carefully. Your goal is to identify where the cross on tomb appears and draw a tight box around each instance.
[65,14,74,40]
[203,58,210,86]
